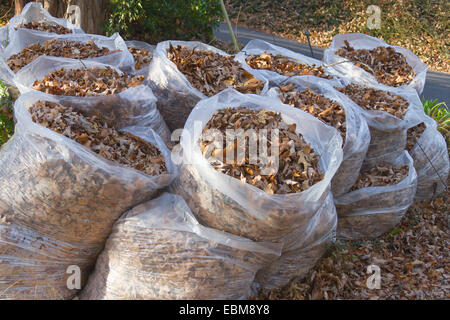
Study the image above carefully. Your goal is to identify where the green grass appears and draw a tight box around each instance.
[423,99,449,138]
[0,81,14,148]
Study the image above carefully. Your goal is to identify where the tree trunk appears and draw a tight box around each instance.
[15,0,108,35]
[14,0,34,15]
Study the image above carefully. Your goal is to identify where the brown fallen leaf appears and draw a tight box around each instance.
[16,21,72,34]
[29,100,167,176]
[278,84,346,144]
[246,52,333,79]
[336,40,416,87]
[167,43,264,97]
[32,66,144,96]
[7,40,120,73]
[337,83,409,120]
[350,164,409,191]
[200,106,324,194]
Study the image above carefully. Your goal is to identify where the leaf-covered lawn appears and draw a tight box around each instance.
[257,190,449,300]
[225,0,450,73]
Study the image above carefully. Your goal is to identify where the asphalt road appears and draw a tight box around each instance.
[214,23,450,106]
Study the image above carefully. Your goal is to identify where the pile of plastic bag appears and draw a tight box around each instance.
[170,89,343,291]
[0,92,176,299]
[0,3,448,300]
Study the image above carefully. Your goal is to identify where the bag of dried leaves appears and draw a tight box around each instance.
[406,115,449,201]
[0,28,135,87]
[6,2,84,42]
[79,193,281,300]
[323,33,428,95]
[235,39,342,86]
[266,76,371,196]
[125,40,155,77]
[170,88,343,291]
[333,79,424,169]
[147,40,269,132]
[0,91,176,300]
[334,151,417,240]
[13,55,171,144]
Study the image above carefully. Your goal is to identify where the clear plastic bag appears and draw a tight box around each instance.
[333,79,424,169]
[147,40,269,131]
[408,115,449,201]
[13,55,170,143]
[125,40,155,77]
[323,33,428,94]
[79,193,281,300]
[266,76,371,196]
[0,26,7,52]
[334,151,417,240]
[170,89,342,291]
[254,192,337,291]
[0,28,135,86]
[7,2,84,41]
[0,92,177,300]
[235,39,343,86]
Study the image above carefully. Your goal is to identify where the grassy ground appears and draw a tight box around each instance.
[225,0,450,73]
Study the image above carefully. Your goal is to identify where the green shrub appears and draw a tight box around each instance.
[106,0,222,43]
[0,81,14,147]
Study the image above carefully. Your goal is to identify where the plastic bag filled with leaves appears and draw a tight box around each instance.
[266,76,371,196]
[148,40,269,132]
[235,39,342,86]
[406,115,449,201]
[333,79,424,169]
[6,2,84,41]
[126,40,155,77]
[170,89,343,291]
[323,33,428,94]
[79,193,281,300]
[334,151,417,240]
[0,28,135,87]
[13,55,170,143]
[0,91,176,300]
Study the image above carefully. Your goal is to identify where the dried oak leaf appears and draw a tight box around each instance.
[406,122,426,151]
[337,83,408,120]
[200,107,324,194]
[336,40,416,87]
[167,43,265,97]
[7,40,119,73]
[32,66,144,96]
[350,164,409,191]
[16,21,73,34]
[128,46,153,71]
[29,100,166,176]
[246,52,332,79]
[278,84,346,144]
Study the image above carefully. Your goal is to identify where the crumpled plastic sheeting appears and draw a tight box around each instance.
[335,151,417,240]
[80,193,281,300]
